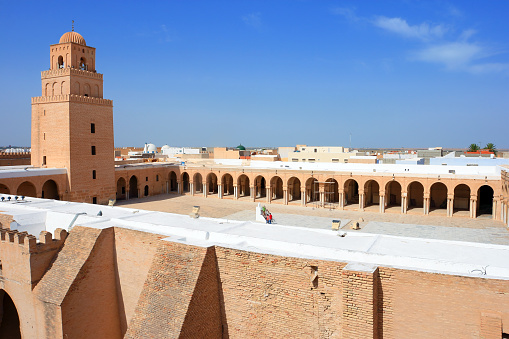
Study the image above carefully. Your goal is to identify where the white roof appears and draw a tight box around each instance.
[1,194,508,281]
[0,166,67,179]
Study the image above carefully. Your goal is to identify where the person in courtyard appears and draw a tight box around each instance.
[269,213,273,224]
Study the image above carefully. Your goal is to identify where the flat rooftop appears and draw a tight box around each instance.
[1,193,508,281]
[0,166,66,179]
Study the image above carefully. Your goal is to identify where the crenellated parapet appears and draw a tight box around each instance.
[0,224,67,254]
[41,67,103,80]
[31,94,112,106]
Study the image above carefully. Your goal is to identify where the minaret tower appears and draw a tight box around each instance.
[31,28,115,204]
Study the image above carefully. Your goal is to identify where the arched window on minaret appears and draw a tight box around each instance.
[61,81,65,95]
[58,55,64,69]
[79,57,87,71]
[52,82,57,96]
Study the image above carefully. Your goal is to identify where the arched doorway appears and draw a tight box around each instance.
[116,178,126,200]
[221,174,234,196]
[324,178,339,204]
[305,177,319,204]
[182,173,190,193]
[364,180,380,207]
[207,173,218,194]
[0,290,21,339]
[129,176,138,199]
[254,175,266,199]
[270,176,283,200]
[169,171,178,192]
[287,177,301,202]
[386,181,401,208]
[344,179,359,207]
[17,181,36,198]
[237,174,250,198]
[194,173,203,194]
[144,185,149,196]
[42,179,59,200]
[407,182,424,210]
[430,182,447,211]
[453,184,470,215]
[478,185,494,217]
[0,184,10,194]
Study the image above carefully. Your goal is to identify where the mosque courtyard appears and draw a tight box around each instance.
[118,193,509,246]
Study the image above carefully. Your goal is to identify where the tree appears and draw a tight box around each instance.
[484,143,497,155]
[468,143,480,152]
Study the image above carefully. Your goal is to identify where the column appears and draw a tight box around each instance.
[492,198,499,220]
[177,181,181,194]
[166,181,168,194]
[359,191,365,211]
[190,183,194,196]
[424,196,430,215]
[447,194,454,217]
[203,183,207,197]
[379,194,385,213]
[218,184,223,199]
[301,189,306,206]
[234,185,238,200]
[401,193,407,214]
[470,196,477,218]
[266,187,271,203]
[338,192,344,209]
[250,185,255,202]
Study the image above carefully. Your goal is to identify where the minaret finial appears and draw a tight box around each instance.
[72,20,74,32]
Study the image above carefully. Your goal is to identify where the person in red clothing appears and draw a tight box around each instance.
[268,213,272,224]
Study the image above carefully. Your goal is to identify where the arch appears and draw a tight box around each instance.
[17,181,36,197]
[93,84,99,97]
[344,179,359,206]
[254,175,266,199]
[270,176,283,200]
[430,182,448,211]
[207,173,218,194]
[478,185,494,217]
[0,183,9,194]
[287,177,301,202]
[407,181,424,209]
[52,82,57,96]
[194,173,203,193]
[364,180,380,207]
[79,57,87,70]
[129,176,138,199]
[305,177,319,203]
[453,184,470,213]
[0,290,21,339]
[385,181,402,207]
[116,177,126,200]
[237,174,250,198]
[84,83,91,97]
[41,179,59,200]
[58,55,64,68]
[182,172,190,193]
[144,185,149,197]
[74,81,80,95]
[169,171,178,192]
[221,173,234,196]
[60,81,65,95]
[45,83,49,96]
[325,178,339,203]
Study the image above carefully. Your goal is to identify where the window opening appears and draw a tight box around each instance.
[92,170,96,179]
[91,146,96,155]
[92,197,97,204]
[42,156,47,165]
[91,123,95,133]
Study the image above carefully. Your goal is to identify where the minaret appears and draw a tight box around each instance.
[31,29,115,204]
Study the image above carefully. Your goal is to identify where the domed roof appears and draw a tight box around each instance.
[236,144,246,150]
[161,145,170,150]
[59,31,86,45]
[146,143,157,153]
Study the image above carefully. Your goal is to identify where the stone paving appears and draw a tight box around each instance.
[117,194,509,245]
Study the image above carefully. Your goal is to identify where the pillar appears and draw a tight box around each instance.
[379,194,385,213]
[177,181,181,195]
[339,192,344,209]
[266,187,271,203]
[301,189,306,206]
[492,198,499,220]
[250,185,255,202]
[283,189,288,205]
[234,185,238,200]
[446,194,454,217]
[470,196,477,218]
[359,192,365,211]
[203,183,207,197]
[218,184,223,199]
[401,193,407,214]
[190,183,194,196]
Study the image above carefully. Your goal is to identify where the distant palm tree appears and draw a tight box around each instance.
[468,143,480,152]
[484,143,497,155]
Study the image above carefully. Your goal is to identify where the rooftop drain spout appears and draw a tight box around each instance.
[68,212,87,231]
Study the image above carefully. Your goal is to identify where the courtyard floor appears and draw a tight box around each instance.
[117,193,509,245]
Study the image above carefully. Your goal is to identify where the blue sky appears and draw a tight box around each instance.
[0,0,508,149]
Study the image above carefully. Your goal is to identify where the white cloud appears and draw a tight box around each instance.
[373,16,447,40]
[412,42,509,74]
[242,12,263,30]
[331,7,359,22]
